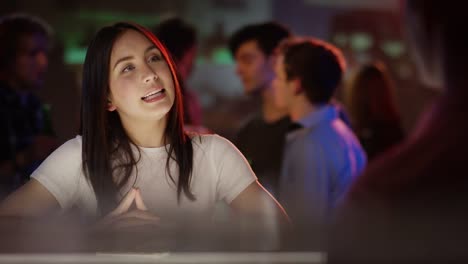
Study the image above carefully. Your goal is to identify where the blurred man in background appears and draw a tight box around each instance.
[272,37,365,240]
[0,13,57,199]
[229,22,291,196]
[153,17,203,128]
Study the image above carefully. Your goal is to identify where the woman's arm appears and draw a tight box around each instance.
[230,181,290,224]
[229,181,291,250]
[0,179,60,216]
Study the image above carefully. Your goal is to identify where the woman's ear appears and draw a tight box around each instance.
[107,99,117,111]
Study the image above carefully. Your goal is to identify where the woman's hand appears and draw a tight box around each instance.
[93,188,159,231]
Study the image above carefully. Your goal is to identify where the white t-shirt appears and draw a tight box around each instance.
[32,134,257,219]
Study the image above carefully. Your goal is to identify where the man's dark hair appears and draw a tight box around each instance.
[229,22,291,57]
[279,38,346,104]
[0,13,52,71]
[152,17,197,62]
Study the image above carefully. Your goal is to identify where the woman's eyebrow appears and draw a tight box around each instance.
[113,55,133,70]
[145,45,158,53]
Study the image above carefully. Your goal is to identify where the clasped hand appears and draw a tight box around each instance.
[94,188,159,231]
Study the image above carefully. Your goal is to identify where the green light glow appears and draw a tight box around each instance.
[332,32,348,47]
[381,40,405,58]
[60,10,160,65]
[212,47,234,65]
[76,11,159,26]
[350,32,373,52]
[64,47,87,64]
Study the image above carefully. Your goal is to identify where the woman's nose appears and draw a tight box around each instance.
[144,66,159,83]
[145,75,158,83]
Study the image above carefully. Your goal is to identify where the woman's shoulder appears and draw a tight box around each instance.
[48,135,83,159]
[60,135,83,152]
[191,133,232,145]
[190,133,238,153]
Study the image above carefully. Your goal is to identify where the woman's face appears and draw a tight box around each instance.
[108,29,175,127]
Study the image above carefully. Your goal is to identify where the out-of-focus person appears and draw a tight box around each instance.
[330,1,468,262]
[0,13,57,199]
[229,22,291,196]
[346,61,405,160]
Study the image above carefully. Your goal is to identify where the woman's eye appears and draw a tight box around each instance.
[149,55,162,63]
[122,65,135,73]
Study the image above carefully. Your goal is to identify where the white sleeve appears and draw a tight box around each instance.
[209,135,257,204]
[31,137,82,210]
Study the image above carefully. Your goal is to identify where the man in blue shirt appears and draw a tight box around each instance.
[272,38,366,228]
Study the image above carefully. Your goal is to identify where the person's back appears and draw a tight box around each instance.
[346,62,405,160]
[332,99,468,262]
[272,38,366,237]
[280,106,366,223]
[330,1,468,262]
[229,22,291,196]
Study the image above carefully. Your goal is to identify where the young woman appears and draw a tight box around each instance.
[345,62,405,160]
[0,22,288,232]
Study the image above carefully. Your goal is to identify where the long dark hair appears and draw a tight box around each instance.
[80,22,194,214]
[346,62,401,131]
